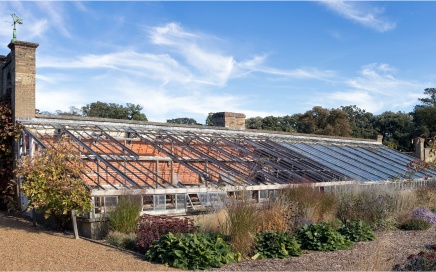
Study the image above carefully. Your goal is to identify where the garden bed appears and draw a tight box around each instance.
[211,227,436,271]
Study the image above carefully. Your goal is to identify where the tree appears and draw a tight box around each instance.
[418,88,436,107]
[280,114,300,133]
[340,105,377,139]
[411,88,436,138]
[81,101,147,121]
[245,116,263,130]
[245,115,300,132]
[15,139,91,228]
[205,113,214,126]
[297,106,352,137]
[167,117,200,125]
[412,106,436,138]
[374,111,413,151]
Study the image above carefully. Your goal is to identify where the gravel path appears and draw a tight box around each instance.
[2,210,435,271]
[0,211,176,271]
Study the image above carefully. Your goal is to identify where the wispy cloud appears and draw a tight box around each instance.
[316,63,429,113]
[320,1,396,32]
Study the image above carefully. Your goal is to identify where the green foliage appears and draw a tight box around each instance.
[166,117,200,125]
[15,139,91,225]
[108,195,142,234]
[399,218,432,231]
[245,115,300,132]
[146,232,237,270]
[106,231,137,250]
[340,105,377,139]
[338,219,376,242]
[296,223,353,251]
[0,101,22,210]
[254,231,301,259]
[81,101,147,121]
[412,106,436,138]
[205,112,214,126]
[325,218,344,230]
[374,111,413,151]
[418,88,436,107]
[297,106,352,137]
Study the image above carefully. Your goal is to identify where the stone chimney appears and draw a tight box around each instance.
[376,135,383,143]
[413,137,425,161]
[1,41,39,121]
[212,112,246,130]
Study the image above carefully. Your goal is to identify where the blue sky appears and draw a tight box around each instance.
[1,1,435,123]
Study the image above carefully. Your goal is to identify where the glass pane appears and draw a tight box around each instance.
[176,194,186,210]
[154,195,166,210]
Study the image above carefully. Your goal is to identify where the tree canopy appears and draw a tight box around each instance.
[340,105,377,139]
[297,106,352,137]
[374,111,414,151]
[418,88,436,107]
[167,117,200,125]
[82,102,147,121]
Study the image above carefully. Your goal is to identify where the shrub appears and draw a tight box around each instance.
[338,219,376,242]
[146,232,237,270]
[254,231,301,259]
[371,217,399,231]
[394,247,436,271]
[399,218,432,231]
[106,231,137,250]
[336,186,397,226]
[108,195,142,234]
[296,222,353,251]
[136,214,195,253]
[412,207,436,224]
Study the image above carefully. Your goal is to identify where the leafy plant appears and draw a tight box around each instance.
[136,214,195,253]
[296,222,353,251]
[146,232,237,270]
[0,101,22,211]
[15,138,91,229]
[254,231,301,259]
[338,219,376,242]
[108,195,142,234]
[394,247,436,271]
[399,218,432,231]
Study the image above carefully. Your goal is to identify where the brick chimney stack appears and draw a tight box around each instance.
[1,41,39,121]
[212,112,246,130]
